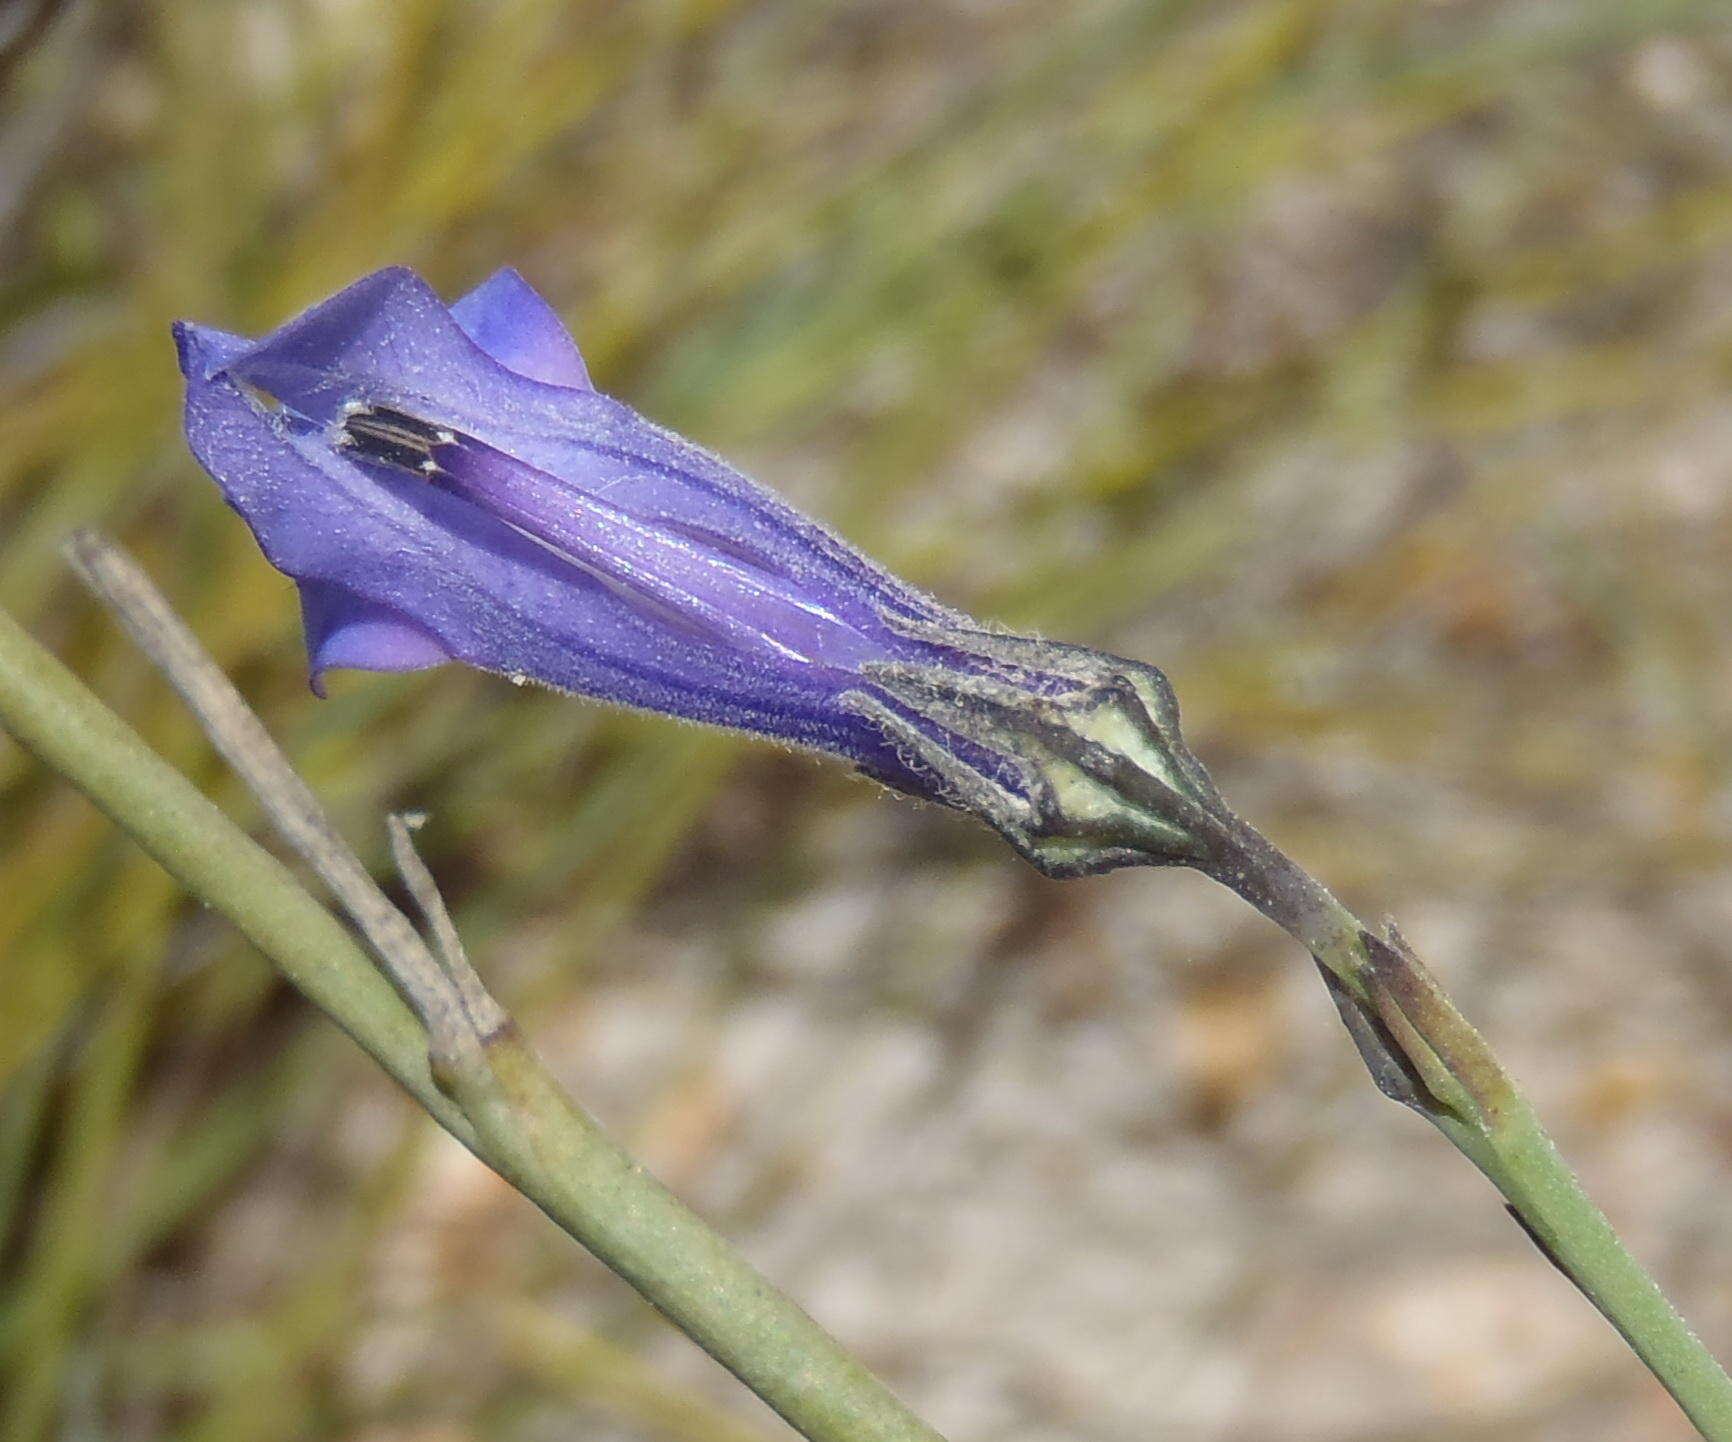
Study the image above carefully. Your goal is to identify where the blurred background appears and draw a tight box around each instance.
[4,1,1732,1438]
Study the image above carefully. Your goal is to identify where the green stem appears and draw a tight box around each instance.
[0,603,945,1442]
[1488,1099,1732,1440]
[1202,818,1732,1442]
[454,1030,944,1442]
[0,605,468,1141]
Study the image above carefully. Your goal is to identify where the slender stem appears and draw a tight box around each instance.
[0,581,946,1442]
[451,1031,945,1442]
[1201,818,1732,1442]
[0,603,471,1142]
[497,1302,783,1442]
[385,817,947,1442]
[1488,1098,1732,1439]
[64,533,500,1061]
[1193,813,1368,989]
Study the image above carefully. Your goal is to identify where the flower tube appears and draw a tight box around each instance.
[177,266,1218,873]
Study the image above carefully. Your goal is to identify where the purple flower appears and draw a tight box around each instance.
[174,266,1053,804]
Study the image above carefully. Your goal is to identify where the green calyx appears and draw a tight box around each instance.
[846,621,1231,878]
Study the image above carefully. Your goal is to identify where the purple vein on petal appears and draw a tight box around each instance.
[424,432,891,672]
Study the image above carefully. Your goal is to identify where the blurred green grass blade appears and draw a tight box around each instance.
[0,944,159,1442]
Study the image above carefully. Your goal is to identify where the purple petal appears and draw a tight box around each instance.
[428,433,891,672]
[174,321,252,380]
[219,268,484,427]
[223,268,950,632]
[179,350,929,787]
[170,267,1075,806]
[450,268,592,391]
[299,581,453,696]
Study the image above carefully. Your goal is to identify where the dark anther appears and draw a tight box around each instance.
[339,405,452,474]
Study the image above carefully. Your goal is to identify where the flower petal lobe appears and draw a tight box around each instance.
[450,268,593,390]
[299,580,454,696]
